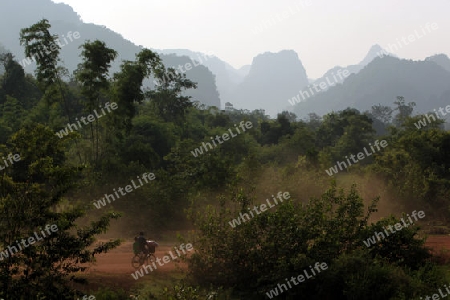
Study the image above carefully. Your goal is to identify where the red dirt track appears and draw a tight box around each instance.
[88,235,450,277]
[87,241,185,274]
[87,237,450,275]
[77,241,188,293]
[424,235,450,253]
[80,236,450,293]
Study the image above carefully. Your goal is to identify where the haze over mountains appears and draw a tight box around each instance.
[1,0,450,119]
[231,50,309,116]
[0,0,221,107]
[292,54,450,118]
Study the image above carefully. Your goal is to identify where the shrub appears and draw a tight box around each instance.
[185,182,449,299]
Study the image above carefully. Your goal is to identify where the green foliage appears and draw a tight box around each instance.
[371,120,450,216]
[75,40,117,164]
[1,96,24,132]
[363,216,430,268]
[185,182,447,299]
[76,40,117,104]
[5,19,450,297]
[19,19,61,91]
[317,108,375,164]
[371,103,393,125]
[146,65,197,125]
[161,283,230,300]
[163,134,247,190]
[393,96,416,127]
[111,49,163,133]
[0,124,121,299]
[93,287,129,300]
[0,53,27,102]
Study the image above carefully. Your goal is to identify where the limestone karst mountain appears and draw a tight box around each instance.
[291,55,450,119]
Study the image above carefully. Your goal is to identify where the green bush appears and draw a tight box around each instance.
[184,182,449,299]
[93,287,129,300]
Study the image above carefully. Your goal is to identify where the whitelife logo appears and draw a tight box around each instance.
[288,69,350,106]
[251,0,312,35]
[228,192,290,228]
[0,153,21,171]
[325,140,388,176]
[265,262,328,298]
[414,104,450,129]
[19,31,81,69]
[93,172,155,209]
[77,296,95,300]
[0,224,58,261]
[376,22,439,58]
[131,243,194,279]
[363,210,425,247]
[56,102,118,138]
[191,121,253,157]
[420,283,450,300]
[153,52,214,86]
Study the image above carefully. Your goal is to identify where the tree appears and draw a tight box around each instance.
[371,125,450,218]
[1,95,24,134]
[184,182,446,299]
[111,49,162,134]
[371,103,393,125]
[146,66,196,126]
[393,96,416,127]
[20,20,82,163]
[75,40,117,163]
[19,19,70,113]
[19,19,60,92]
[0,124,121,299]
[0,53,26,102]
[369,104,393,135]
[0,53,41,112]
[316,109,375,163]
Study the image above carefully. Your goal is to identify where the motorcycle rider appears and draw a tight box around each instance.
[136,231,148,255]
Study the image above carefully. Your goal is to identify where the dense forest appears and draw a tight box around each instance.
[1,20,450,299]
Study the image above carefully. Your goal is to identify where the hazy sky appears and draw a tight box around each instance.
[53,0,449,78]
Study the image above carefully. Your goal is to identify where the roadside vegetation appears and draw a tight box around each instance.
[1,20,450,299]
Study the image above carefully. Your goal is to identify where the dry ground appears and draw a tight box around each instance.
[75,241,189,295]
[77,236,450,294]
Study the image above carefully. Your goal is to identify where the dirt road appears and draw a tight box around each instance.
[424,235,450,252]
[88,236,450,274]
[80,236,450,294]
[76,241,188,294]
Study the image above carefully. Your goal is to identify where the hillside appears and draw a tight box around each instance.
[3,1,450,299]
[308,45,394,92]
[426,53,450,72]
[0,0,220,107]
[157,49,245,105]
[229,50,309,116]
[292,55,450,118]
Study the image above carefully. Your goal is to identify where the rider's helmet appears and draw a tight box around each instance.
[139,231,144,236]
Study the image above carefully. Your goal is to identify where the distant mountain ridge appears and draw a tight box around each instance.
[157,49,247,106]
[225,44,397,116]
[425,54,450,73]
[309,45,395,91]
[1,0,450,119]
[0,0,220,107]
[227,50,309,116]
[292,55,450,118]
